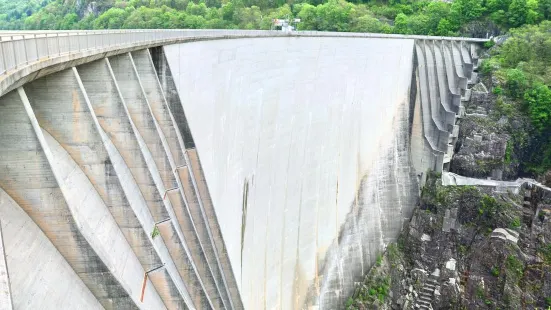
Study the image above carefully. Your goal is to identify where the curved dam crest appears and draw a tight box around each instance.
[0,31,481,310]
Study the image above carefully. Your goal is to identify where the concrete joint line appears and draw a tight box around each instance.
[72,65,197,309]
[17,86,146,309]
[145,48,187,155]
[155,218,172,225]
[106,56,217,310]
[147,47,236,309]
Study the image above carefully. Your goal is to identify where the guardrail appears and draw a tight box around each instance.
[0,30,277,76]
[0,29,488,95]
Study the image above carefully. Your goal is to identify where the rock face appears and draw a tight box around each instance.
[346,175,551,310]
[451,86,522,180]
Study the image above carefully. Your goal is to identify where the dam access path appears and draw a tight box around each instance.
[0,30,486,310]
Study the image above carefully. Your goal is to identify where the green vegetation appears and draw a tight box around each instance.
[365,275,391,303]
[491,265,501,277]
[509,216,521,229]
[151,225,160,239]
[0,0,550,34]
[485,21,551,175]
[538,243,551,264]
[505,254,524,283]
[345,243,403,309]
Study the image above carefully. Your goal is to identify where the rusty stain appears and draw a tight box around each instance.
[71,89,81,144]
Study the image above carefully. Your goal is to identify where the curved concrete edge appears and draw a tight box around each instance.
[104,56,217,310]
[0,35,281,97]
[73,67,195,309]
[431,41,460,117]
[19,88,166,309]
[0,188,102,310]
[0,32,488,99]
[450,42,468,89]
[415,42,449,153]
[422,40,456,132]
[441,41,461,97]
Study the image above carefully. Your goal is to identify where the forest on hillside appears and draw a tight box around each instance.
[0,0,548,37]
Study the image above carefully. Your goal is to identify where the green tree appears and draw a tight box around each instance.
[351,15,390,33]
[93,7,128,29]
[436,18,454,36]
[539,0,551,18]
[59,12,78,29]
[508,0,528,27]
[393,13,409,34]
[449,0,484,27]
[297,3,317,30]
[524,83,551,131]
[425,1,451,33]
[505,68,528,99]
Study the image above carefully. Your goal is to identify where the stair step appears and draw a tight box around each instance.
[419,291,433,297]
[419,294,432,301]
[417,299,431,305]
[422,287,434,293]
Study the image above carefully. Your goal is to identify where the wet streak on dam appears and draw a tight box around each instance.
[0,31,482,310]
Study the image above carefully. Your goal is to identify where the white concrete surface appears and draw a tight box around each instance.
[0,188,102,310]
[164,36,419,309]
[0,219,12,310]
[20,87,166,310]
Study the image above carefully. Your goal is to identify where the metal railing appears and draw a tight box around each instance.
[0,29,488,90]
[0,30,282,76]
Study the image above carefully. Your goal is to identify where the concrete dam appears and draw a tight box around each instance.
[0,30,485,310]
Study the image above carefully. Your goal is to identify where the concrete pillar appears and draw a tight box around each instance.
[0,87,131,309]
[73,64,192,310]
[20,71,166,309]
[107,54,216,310]
[0,188,102,310]
[424,41,457,132]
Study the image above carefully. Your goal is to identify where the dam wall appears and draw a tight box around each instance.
[0,31,481,310]
[163,36,420,309]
